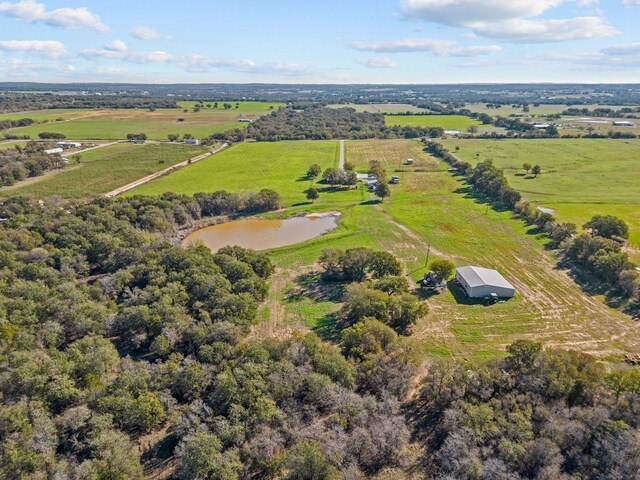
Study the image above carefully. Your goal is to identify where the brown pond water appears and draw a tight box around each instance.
[183,213,340,252]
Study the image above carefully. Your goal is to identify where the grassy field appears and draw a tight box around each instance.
[128,140,348,206]
[6,102,281,140]
[385,114,482,130]
[1,143,209,199]
[140,138,638,359]
[464,103,629,116]
[441,138,640,261]
[0,108,94,122]
[328,103,426,114]
[345,138,441,171]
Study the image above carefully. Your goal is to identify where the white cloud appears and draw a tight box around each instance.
[623,0,640,5]
[0,39,66,58]
[399,0,617,43]
[400,0,564,25]
[131,25,170,40]
[356,56,398,68]
[80,47,171,64]
[473,16,618,42]
[601,42,640,55]
[104,39,127,52]
[351,38,454,53]
[350,38,501,56]
[0,0,108,32]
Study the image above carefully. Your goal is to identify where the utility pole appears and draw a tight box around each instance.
[425,243,431,269]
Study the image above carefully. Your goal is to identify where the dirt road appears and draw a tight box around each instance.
[105,142,228,197]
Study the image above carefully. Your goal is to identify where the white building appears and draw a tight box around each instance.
[455,266,516,298]
[44,148,63,155]
[57,142,82,148]
[613,121,634,127]
[183,138,199,145]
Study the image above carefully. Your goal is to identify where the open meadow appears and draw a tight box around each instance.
[5,102,282,140]
[328,103,426,113]
[1,142,209,199]
[385,114,482,130]
[442,138,640,262]
[128,140,345,206]
[130,138,639,359]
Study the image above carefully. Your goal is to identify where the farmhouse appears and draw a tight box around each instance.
[44,147,63,155]
[455,266,516,298]
[613,121,634,127]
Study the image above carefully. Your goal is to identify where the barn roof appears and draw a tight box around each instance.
[456,266,514,290]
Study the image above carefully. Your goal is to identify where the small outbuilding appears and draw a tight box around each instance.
[183,138,199,145]
[613,121,634,127]
[44,147,63,155]
[455,265,516,298]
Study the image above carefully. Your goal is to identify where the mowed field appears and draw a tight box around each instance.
[1,142,209,199]
[0,108,94,122]
[137,138,639,359]
[5,102,282,140]
[385,114,482,130]
[327,103,426,113]
[127,140,345,206]
[464,103,629,116]
[442,138,640,262]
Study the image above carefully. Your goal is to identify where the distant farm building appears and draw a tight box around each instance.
[183,138,199,145]
[390,176,400,184]
[613,121,634,127]
[238,118,253,123]
[444,130,462,135]
[57,141,82,149]
[406,158,414,165]
[533,123,550,129]
[455,266,516,298]
[44,147,63,155]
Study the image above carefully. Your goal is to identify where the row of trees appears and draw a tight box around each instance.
[430,141,639,302]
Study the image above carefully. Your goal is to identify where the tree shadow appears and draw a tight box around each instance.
[313,313,343,342]
[318,186,353,194]
[360,199,381,205]
[292,201,313,207]
[287,271,345,303]
[296,176,314,182]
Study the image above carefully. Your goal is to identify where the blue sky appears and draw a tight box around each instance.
[0,0,639,83]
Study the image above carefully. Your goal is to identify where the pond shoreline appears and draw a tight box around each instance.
[179,211,341,252]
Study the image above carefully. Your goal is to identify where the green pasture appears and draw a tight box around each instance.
[0,108,94,122]
[442,138,640,261]
[5,102,280,140]
[327,103,426,114]
[134,138,638,359]
[385,114,482,130]
[127,140,355,206]
[1,143,208,199]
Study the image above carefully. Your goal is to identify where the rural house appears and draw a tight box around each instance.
[455,266,516,298]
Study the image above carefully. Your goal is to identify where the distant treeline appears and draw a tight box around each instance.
[562,106,640,118]
[209,106,446,142]
[426,142,640,303]
[0,93,179,113]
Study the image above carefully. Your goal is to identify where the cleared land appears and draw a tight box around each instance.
[5,102,282,140]
[465,103,629,116]
[345,138,441,171]
[328,103,426,113]
[0,108,94,122]
[1,142,209,199]
[139,138,638,359]
[385,114,482,130]
[127,140,345,206]
[442,138,640,262]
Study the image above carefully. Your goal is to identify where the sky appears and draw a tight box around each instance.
[0,0,640,84]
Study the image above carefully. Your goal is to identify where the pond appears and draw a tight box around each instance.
[183,213,340,252]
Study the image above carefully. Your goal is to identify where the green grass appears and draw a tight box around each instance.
[6,102,281,140]
[328,103,426,114]
[385,114,482,130]
[442,138,640,261]
[141,139,639,360]
[127,140,356,206]
[1,143,209,199]
[0,108,94,122]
